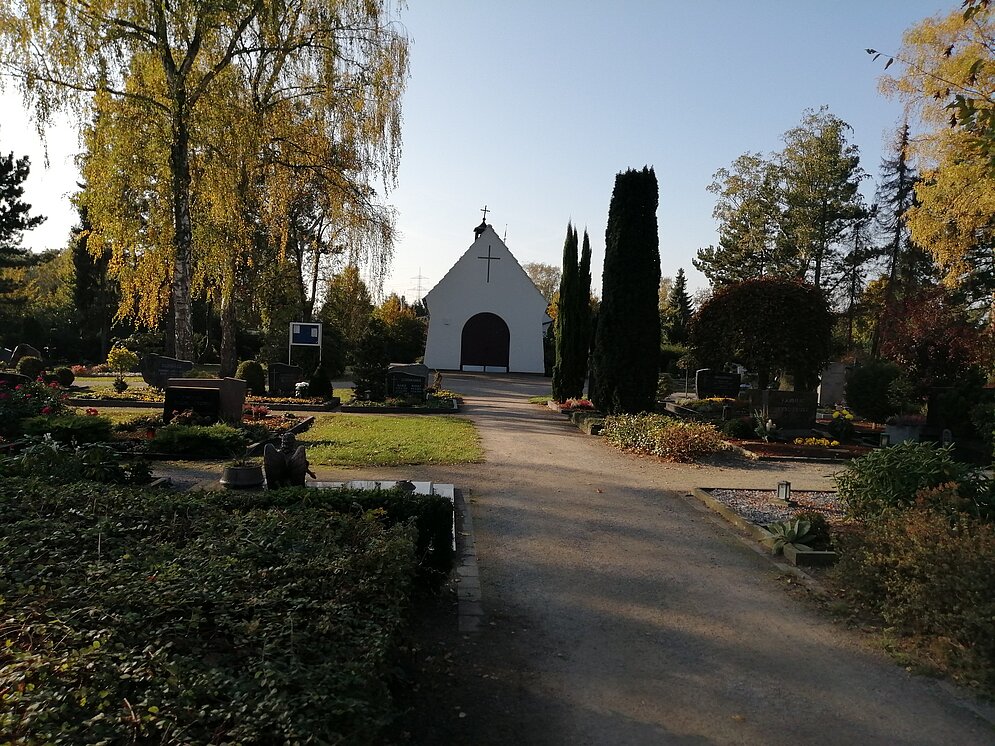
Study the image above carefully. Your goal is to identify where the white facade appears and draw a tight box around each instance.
[423,224,550,374]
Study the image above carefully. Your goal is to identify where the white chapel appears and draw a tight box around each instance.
[423,218,550,374]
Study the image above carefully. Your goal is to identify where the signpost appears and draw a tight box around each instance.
[288,322,322,365]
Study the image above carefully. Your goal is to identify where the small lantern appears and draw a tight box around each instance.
[777,481,791,503]
[879,432,891,448]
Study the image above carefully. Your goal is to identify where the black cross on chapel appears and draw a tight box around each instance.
[477,244,500,282]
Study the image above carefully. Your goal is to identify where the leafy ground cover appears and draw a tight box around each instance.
[0,478,442,743]
[602,413,724,462]
[299,413,483,466]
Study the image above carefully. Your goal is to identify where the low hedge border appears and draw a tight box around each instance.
[0,478,447,743]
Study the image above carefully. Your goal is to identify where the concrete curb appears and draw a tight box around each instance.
[454,489,483,633]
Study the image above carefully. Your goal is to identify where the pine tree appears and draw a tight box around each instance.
[592,167,661,414]
[551,223,580,401]
[0,143,44,300]
[665,268,693,345]
[71,202,119,360]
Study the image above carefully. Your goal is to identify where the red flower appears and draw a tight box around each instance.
[41,406,52,415]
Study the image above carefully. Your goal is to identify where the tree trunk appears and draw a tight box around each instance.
[170,107,195,361]
[220,290,237,377]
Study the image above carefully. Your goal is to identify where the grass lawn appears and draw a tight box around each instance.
[300,413,483,466]
[86,406,158,425]
[74,374,147,391]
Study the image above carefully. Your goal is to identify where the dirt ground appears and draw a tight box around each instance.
[331,373,993,746]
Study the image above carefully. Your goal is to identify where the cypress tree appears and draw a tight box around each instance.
[578,229,593,395]
[592,167,660,414]
[551,223,579,401]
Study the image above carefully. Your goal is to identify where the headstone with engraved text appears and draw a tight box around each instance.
[268,363,303,397]
[142,354,195,388]
[695,368,742,399]
[386,363,431,399]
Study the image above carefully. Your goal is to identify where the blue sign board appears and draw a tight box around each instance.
[290,322,322,347]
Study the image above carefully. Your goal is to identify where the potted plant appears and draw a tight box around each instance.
[221,450,264,489]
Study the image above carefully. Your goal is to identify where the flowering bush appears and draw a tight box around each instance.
[106,346,139,374]
[243,404,270,420]
[602,413,722,462]
[564,398,594,410]
[827,405,856,442]
[793,437,841,447]
[0,380,71,435]
[70,364,90,376]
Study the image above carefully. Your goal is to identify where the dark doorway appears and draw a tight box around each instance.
[460,312,510,371]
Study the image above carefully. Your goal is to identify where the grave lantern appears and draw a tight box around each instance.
[777,481,792,502]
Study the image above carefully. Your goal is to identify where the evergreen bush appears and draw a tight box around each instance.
[22,413,112,443]
[150,423,248,458]
[15,355,44,380]
[52,366,75,387]
[845,359,904,422]
[234,359,266,395]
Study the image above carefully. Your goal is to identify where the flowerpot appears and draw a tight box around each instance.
[220,464,264,489]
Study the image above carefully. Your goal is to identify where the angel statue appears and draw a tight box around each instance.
[263,432,316,488]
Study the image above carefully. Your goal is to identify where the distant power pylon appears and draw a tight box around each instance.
[409,267,429,302]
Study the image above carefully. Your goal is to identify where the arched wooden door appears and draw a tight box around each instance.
[460,312,510,371]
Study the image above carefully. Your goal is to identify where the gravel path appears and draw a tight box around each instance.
[315,373,994,745]
[708,488,847,527]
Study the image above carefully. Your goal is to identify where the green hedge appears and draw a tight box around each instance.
[22,412,113,443]
[219,486,455,577]
[149,422,248,457]
[0,478,422,744]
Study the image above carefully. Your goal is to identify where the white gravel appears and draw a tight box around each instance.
[708,488,847,527]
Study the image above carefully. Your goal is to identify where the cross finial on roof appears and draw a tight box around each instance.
[480,204,489,222]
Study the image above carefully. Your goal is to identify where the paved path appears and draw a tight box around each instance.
[321,373,994,745]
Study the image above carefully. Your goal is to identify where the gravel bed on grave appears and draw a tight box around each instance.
[707,488,848,527]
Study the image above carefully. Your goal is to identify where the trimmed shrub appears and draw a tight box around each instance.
[52,366,75,387]
[150,423,248,458]
[835,505,995,692]
[835,442,993,521]
[309,365,333,397]
[720,416,754,439]
[235,359,266,395]
[15,355,44,380]
[218,486,455,577]
[22,413,113,443]
[602,413,722,462]
[845,359,903,423]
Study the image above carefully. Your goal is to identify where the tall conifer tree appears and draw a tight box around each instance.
[665,267,693,345]
[592,167,661,414]
[578,229,593,394]
[551,223,580,401]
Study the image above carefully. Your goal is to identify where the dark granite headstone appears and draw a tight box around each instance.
[695,369,742,399]
[10,344,42,367]
[166,377,246,423]
[268,363,302,397]
[386,363,430,398]
[142,354,195,388]
[163,386,221,424]
[748,390,818,430]
[0,371,31,387]
[0,348,12,365]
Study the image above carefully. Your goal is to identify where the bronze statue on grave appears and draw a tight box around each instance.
[263,432,316,488]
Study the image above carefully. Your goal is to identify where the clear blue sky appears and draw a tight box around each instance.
[1,0,952,300]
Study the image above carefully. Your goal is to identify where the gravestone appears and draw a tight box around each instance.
[163,386,221,424]
[268,363,302,397]
[164,377,246,424]
[817,362,847,407]
[0,348,12,365]
[695,368,741,399]
[142,353,195,388]
[748,390,818,430]
[386,363,431,398]
[10,344,42,367]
